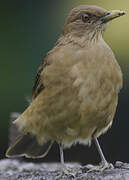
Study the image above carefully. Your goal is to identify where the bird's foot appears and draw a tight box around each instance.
[85,161,113,172]
[56,165,76,179]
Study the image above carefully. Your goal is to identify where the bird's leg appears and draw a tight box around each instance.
[56,143,76,179]
[86,138,113,172]
[59,142,65,170]
[94,138,108,166]
[94,138,113,169]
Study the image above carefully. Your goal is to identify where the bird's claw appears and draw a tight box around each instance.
[56,165,76,179]
[85,161,114,172]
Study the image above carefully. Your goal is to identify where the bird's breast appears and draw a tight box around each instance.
[40,40,123,142]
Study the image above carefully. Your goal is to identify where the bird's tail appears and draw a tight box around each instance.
[6,133,53,158]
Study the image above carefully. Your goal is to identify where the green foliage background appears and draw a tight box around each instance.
[1,0,129,163]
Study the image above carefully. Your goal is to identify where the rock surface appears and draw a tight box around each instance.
[0,159,129,180]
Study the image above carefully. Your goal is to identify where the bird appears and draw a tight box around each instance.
[6,4,125,176]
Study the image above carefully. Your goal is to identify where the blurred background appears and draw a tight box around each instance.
[1,0,129,165]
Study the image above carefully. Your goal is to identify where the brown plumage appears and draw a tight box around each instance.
[6,5,125,173]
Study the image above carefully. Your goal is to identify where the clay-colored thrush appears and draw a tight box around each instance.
[6,5,125,174]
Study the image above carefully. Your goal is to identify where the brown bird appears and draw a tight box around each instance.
[6,5,125,175]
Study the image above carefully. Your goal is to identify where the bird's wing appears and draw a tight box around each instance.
[32,56,49,99]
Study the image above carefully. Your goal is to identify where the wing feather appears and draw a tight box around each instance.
[32,56,50,99]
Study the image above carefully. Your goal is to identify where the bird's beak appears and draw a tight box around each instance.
[100,10,126,23]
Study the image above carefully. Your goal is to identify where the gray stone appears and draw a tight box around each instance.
[0,159,129,180]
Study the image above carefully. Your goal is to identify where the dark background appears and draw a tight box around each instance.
[1,0,129,165]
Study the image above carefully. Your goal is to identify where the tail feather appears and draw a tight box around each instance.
[9,112,21,145]
[6,133,53,159]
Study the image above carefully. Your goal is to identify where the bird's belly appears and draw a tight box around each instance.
[27,75,118,145]
[70,74,119,142]
[16,60,121,145]
[40,78,118,144]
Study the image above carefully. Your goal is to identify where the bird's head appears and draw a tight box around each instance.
[63,5,125,40]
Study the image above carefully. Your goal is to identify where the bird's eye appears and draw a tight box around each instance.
[82,13,91,23]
